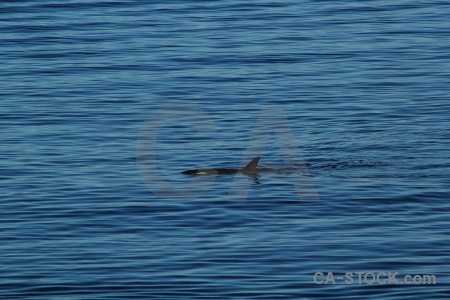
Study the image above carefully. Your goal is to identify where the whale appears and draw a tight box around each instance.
[182,156,261,176]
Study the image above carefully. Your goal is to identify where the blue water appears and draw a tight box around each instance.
[1,0,450,299]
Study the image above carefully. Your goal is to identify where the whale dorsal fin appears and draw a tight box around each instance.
[242,156,261,173]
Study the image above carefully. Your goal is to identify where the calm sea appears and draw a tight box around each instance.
[1,0,450,299]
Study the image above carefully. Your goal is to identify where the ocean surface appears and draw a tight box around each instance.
[1,0,450,299]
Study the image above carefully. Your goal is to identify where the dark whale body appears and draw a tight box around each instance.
[182,157,261,176]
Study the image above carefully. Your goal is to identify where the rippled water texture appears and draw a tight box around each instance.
[1,0,450,299]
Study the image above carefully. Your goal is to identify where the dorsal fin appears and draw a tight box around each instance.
[242,156,261,173]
